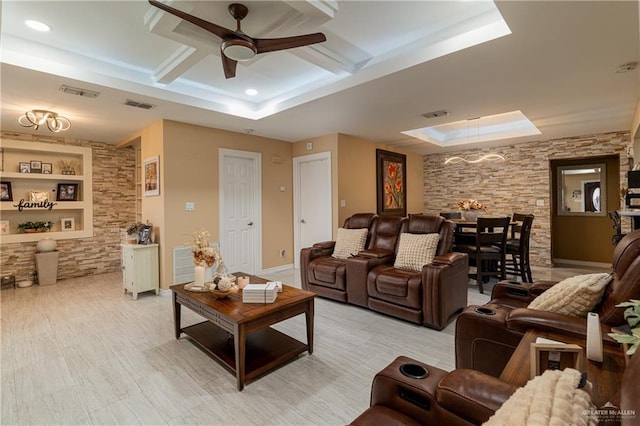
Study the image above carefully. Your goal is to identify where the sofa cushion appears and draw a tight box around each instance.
[332,227,368,259]
[393,233,439,272]
[527,273,612,317]
[484,368,594,426]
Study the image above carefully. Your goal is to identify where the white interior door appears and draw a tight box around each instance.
[219,149,261,275]
[293,152,332,269]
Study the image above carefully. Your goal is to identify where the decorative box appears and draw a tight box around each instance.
[243,282,277,303]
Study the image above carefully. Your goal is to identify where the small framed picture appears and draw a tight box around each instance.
[0,220,8,235]
[19,162,31,173]
[138,224,153,245]
[144,156,160,197]
[0,182,12,201]
[56,183,78,201]
[42,163,53,174]
[30,160,42,174]
[61,218,75,232]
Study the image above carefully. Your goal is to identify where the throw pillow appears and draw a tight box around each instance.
[484,368,595,426]
[527,273,612,317]
[393,233,440,272]
[331,228,368,259]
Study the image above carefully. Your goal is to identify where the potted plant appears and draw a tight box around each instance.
[607,299,640,357]
[18,221,53,233]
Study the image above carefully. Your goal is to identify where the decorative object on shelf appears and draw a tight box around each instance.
[36,237,58,252]
[56,183,78,201]
[144,155,160,197]
[238,275,250,289]
[457,199,486,221]
[376,149,406,217]
[61,218,75,232]
[58,159,77,175]
[17,221,53,233]
[607,299,640,356]
[30,160,42,173]
[0,182,12,201]
[29,190,49,203]
[42,163,52,174]
[0,220,8,235]
[138,223,153,245]
[18,109,71,133]
[126,222,142,243]
[19,162,30,173]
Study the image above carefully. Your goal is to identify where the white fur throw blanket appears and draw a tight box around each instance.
[484,368,596,426]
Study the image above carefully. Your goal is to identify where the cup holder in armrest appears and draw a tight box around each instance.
[399,363,428,379]
[474,307,496,316]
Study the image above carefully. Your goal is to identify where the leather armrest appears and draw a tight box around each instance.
[357,248,394,260]
[506,308,618,345]
[529,280,558,295]
[490,282,535,304]
[437,369,517,425]
[313,240,336,250]
[431,252,466,266]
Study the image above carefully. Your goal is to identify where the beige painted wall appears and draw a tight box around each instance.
[138,120,294,289]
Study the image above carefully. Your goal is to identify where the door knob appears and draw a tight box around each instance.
[301,219,306,224]
[248,221,254,226]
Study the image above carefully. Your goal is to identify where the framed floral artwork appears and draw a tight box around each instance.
[376,149,406,217]
[144,156,160,197]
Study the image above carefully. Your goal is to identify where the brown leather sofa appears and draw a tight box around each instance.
[300,213,377,303]
[301,213,469,330]
[456,229,640,378]
[351,349,640,425]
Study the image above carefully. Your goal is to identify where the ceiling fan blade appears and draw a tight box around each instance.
[148,0,236,40]
[221,51,238,79]
[255,33,326,54]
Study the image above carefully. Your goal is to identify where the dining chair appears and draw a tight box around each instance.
[609,210,626,245]
[504,213,534,282]
[455,216,510,294]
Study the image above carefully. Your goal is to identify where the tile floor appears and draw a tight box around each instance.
[1,265,606,425]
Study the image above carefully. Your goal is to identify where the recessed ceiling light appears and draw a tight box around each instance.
[25,20,51,32]
[245,89,258,96]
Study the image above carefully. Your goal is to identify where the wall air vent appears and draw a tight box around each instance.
[59,85,100,98]
[124,100,156,110]
[422,110,450,119]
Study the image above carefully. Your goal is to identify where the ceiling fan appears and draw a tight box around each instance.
[148,0,327,79]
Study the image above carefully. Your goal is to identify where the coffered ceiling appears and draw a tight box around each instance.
[1,1,639,154]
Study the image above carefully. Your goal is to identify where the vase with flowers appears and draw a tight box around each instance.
[457,199,487,221]
[188,229,221,288]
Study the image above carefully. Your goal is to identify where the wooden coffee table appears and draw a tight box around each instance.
[171,273,315,391]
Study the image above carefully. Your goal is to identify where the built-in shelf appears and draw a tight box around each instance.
[0,139,93,243]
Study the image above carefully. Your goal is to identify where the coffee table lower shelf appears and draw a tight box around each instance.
[182,321,308,383]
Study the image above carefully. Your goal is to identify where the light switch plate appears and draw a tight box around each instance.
[536,199,544,207]
[186,202,195,211]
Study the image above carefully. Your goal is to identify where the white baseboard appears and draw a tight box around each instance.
[260,264,295,275]
[552,258,612,270]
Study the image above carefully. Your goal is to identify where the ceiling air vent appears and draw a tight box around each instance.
[124,100,155,110]
[59,85,100,98]
[422,110,450,119]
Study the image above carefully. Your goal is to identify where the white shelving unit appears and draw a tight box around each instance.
[0,139,93,243]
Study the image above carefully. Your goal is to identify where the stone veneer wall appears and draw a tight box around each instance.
[422,131,630,267]
[0,132,136,282]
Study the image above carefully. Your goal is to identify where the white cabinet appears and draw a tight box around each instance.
[0,139,93,243]
[122,244,159,300]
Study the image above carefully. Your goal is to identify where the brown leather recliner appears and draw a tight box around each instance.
[300,213,377,302]
[358,214,469,330]
[456,229,640,378]
[351,349,640,426]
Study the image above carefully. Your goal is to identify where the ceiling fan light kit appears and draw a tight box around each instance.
[222,39,257,61]
[18,110,71,133]
[148,0,326,78]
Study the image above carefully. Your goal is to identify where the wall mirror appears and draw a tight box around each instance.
[557,163,607,216]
